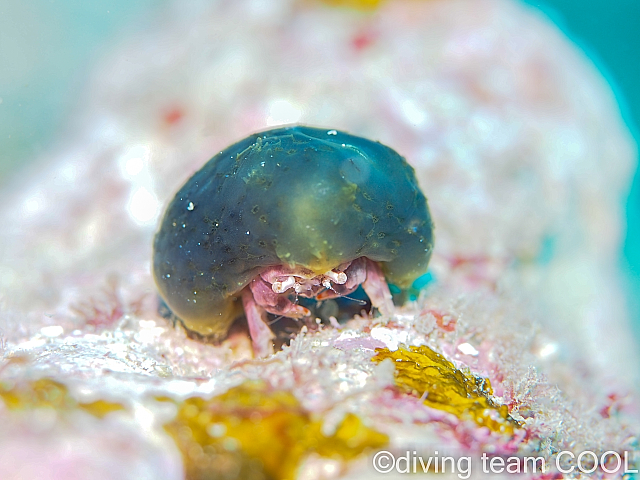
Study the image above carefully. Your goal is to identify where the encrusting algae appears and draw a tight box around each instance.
[318,0,385,10]
[0,348,519,479]
[0,377,386,479]
[0,378,125,418]
[372,345,521,435]
[160,381,388,480]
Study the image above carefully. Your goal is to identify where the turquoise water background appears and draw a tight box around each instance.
[0,0,638,338]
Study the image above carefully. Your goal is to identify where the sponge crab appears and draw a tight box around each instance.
[153,126,434,356]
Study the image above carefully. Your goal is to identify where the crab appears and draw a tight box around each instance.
[242,257,394,356]
[153,126,433,357]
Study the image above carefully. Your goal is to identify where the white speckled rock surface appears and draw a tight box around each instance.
[0,0,637,478]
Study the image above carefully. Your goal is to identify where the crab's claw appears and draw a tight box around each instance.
[316,258,394,318]
[249,277,311,318]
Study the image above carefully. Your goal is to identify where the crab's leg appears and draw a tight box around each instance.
[241,288,275,358]
[362,258,394,317]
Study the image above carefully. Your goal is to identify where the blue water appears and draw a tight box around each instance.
[0,0,164,179]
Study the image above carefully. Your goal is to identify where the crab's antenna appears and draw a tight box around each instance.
[338,294,367,306]
[320,284,367,306]
[268,314,285,326]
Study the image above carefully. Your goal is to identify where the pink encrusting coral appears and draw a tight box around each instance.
[0,0,638,479]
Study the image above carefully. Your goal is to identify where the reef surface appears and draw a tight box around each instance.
[0,0,637,479]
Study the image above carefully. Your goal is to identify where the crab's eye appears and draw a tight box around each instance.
[153,126,434,339]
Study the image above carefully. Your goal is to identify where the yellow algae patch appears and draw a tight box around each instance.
[80,398,127,418]
[0,378,125,418]
[162,381,388,480]
[318,0,386,10]
[372,346,521,435]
